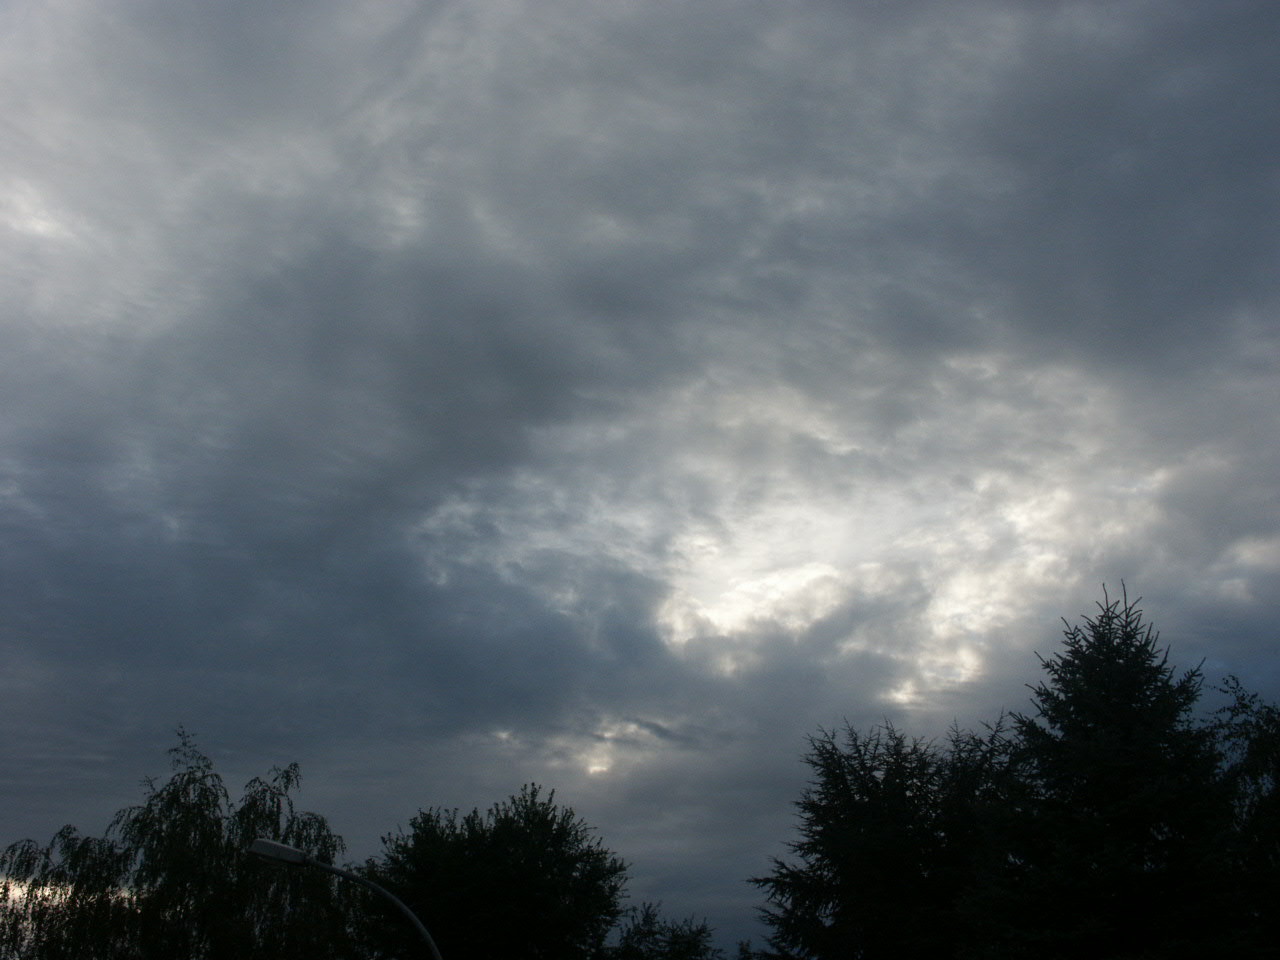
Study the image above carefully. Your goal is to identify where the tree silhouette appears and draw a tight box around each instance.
[754,588,1270,959]
[0,729,356,959]
[607,902,725,960]
[358,783,628,960]
[981,589,1231,958]
[1211,675,1280,956]
[3,742,729,960]
[752,722,1007,959]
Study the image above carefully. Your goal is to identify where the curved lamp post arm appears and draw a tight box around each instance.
[249,838,443,960]
[311,860,443,960]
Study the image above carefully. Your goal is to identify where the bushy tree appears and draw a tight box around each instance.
[0,730,356,959]
[359,783,628,960]
[607,902,724,960]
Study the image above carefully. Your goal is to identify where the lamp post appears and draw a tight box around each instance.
[248,838,443,960]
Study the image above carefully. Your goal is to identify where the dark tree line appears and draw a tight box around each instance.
[6,589,1277,959]
[753,589,1280,959]
[0,736,720,960]
[0,730,358,959]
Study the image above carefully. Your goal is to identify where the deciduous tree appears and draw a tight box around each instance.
[1211,675,1280,955]
[607,902,725,960]
[0,730,355,959]
[358,783,628,960]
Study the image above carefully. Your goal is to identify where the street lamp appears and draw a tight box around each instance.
[249,838,443,960]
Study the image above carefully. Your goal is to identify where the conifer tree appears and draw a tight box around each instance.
[980,588,1232,958]
[752,722,1006,959]
[753,588,1267,959]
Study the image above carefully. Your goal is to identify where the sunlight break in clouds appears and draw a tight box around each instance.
[487,717,684,778]
[410,353,1179,701]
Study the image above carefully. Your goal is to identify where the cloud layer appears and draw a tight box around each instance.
[4,0,1279,946]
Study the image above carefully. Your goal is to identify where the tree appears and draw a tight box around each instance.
[980,589,1233,959]
[753,587,1274,959]
[0,730,356,959]
[752,721,1007,960]
[1211,676,1280,955]
[607,902,725,960]
[358,783,628,960]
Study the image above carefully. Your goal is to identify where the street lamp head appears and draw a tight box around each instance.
[249,838,310,866]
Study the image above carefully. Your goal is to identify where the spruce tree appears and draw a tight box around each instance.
[987,589,1231,958]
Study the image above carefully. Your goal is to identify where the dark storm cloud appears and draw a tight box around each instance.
[3,0,1279,948]
[969,2,1280,370]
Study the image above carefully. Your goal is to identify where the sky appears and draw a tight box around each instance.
[3,0,1279,949]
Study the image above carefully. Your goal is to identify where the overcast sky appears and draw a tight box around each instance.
[3,0,1279,948]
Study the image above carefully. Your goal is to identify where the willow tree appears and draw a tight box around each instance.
[0,730,357,959]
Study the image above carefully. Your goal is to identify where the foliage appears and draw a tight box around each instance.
[2,741,728,960]
[358,783,629,960]
[607,903,725,960]
[752,722,1007,960]
[0,730,356,960]
[983,589,1232,958]
[755,588,1277,960]
[1212,676,1280,949]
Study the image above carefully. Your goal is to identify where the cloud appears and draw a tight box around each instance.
[3,0,1279,948]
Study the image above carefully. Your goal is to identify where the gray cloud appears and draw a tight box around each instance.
[3,0,1279,948]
